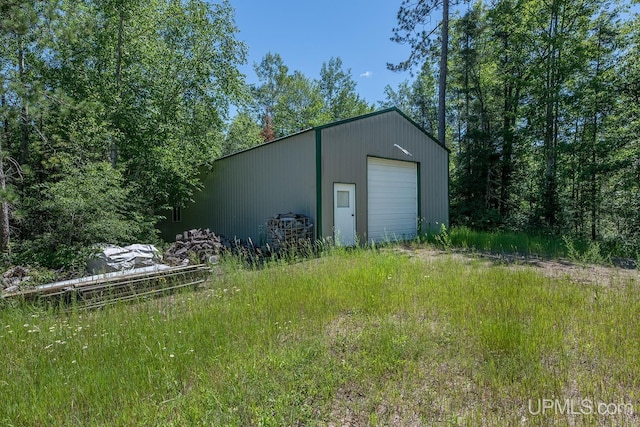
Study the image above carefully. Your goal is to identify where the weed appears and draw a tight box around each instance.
[434,223,452,251]
[563,235,610,265]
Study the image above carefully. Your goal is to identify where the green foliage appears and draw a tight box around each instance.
[249,53,373,139]
[18,162,155,269]
[562,235,609,265]
[391,0,639,254]
[380,63,438,135]
[0,0,248,266]
[434,223,452,250]
[221,111,263,156]
[318,57,373,122]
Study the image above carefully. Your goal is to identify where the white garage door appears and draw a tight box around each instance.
[367,157,418,242]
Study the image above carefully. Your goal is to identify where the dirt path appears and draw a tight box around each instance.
[393,246,639,287]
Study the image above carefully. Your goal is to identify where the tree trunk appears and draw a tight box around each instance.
[111,8,125,168]
[542,4,560,227]
[438,0,449,146]
[590,34,603,241]
[18,36,29,165]
[0,89,10,253]
[498,29,522,221]
[0,151,10,254]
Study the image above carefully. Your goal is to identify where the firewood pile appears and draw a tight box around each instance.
[2,266,32,294]
[266,213,314,251]
[164,229,224,265]
[165,216,314,265]
[164,228,269,265]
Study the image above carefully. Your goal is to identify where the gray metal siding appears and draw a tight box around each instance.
[320,110,448,241]
[160,131,316,243]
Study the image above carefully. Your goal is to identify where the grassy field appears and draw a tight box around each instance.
[1,246,639,425]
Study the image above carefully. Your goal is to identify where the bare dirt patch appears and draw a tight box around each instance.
[390,246,639,287]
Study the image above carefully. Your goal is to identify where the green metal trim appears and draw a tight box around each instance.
[314,108,393,131]
[391,108,449,152]
[417,162,422,235]
[315,128,322,239]
[215,128,314,160]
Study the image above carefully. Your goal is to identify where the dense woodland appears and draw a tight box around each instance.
[389,0,640,258]
[0,0,638,272]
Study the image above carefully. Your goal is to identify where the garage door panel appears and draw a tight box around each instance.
[367,157,418,242]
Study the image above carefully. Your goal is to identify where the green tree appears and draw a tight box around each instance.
[252,52,289,136]
[390,0,456,146]
[1,0,247,266]
[523,0,604,228]
[0,0,58,252]
[44,0,247,209]
[19,162,152,268]
[252,57,324,138]
[601,13,640,252]
[388,0,638,254]
[380,64,438,134]
[221,111,263,156]
[251,54,370,139]
[561,11,621,239]
[272,71,325,136]
[318,57,372,122]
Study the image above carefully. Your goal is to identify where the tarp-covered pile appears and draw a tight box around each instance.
[87,244,162,274]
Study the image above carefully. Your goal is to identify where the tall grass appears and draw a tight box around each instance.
[423,225,567,256]
[1,247,638,425]
[423,225,632,264]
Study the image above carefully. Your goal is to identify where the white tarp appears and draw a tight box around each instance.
[87,244,161,274]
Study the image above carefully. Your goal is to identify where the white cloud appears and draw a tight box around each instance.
[360,71,373,78]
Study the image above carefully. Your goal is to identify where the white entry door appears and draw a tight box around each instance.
[334,183,356,246]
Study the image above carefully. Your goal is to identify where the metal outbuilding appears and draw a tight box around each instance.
[159,108,449,245]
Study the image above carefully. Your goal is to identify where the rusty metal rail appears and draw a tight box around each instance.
[2,264,211,309]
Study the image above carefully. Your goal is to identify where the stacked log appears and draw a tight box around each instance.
[266,213,314,251]
[164,229,224,266]
[2,266,32,294]
[164,229,269,265]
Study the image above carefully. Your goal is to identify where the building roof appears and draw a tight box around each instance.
[217,107,449,161]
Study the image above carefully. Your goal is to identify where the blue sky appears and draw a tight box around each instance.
[228,1,415,107]
[228,2,640,108]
